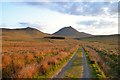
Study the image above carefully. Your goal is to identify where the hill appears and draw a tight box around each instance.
[53,26,92,38]
[1,27,48,41]
[77,34,119,45]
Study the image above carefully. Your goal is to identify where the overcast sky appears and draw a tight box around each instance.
[0,0,119,35]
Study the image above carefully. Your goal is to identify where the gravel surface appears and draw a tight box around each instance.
[82,47,91,78]
[53,47,91,79]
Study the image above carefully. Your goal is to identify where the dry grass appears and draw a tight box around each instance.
[2,37,79,78]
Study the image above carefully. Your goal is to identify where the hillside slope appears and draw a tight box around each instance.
[1,27,48,41]
[77,34,119,45]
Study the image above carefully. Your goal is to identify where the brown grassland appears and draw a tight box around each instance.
[2,31,79,78]
[1,29,119,78]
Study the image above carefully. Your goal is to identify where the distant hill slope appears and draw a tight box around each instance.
[53,26,92,38]
[1,27,48,41]
[77,34,120,45]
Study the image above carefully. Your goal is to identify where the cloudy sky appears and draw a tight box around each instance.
[0,0,119,35]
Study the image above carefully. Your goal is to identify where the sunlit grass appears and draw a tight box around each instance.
[84,50,106,78]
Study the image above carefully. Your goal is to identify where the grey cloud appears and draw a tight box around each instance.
[24,0,118,2]
[107,2,118,15]
[19,22,29,26]
[94,20,116,28]
[19,22,46,29]
[77,20,116,29]
[25,2,118,16]
[77,20,97,26]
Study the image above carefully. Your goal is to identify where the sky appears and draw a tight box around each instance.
[0,0,119,35]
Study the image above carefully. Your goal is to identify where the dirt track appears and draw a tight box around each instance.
[82,47,90,78]
[53,47,90,78]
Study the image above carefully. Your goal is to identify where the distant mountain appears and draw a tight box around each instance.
[2,27,41,32]
[1,27,48,40]
[53,26,92,38]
